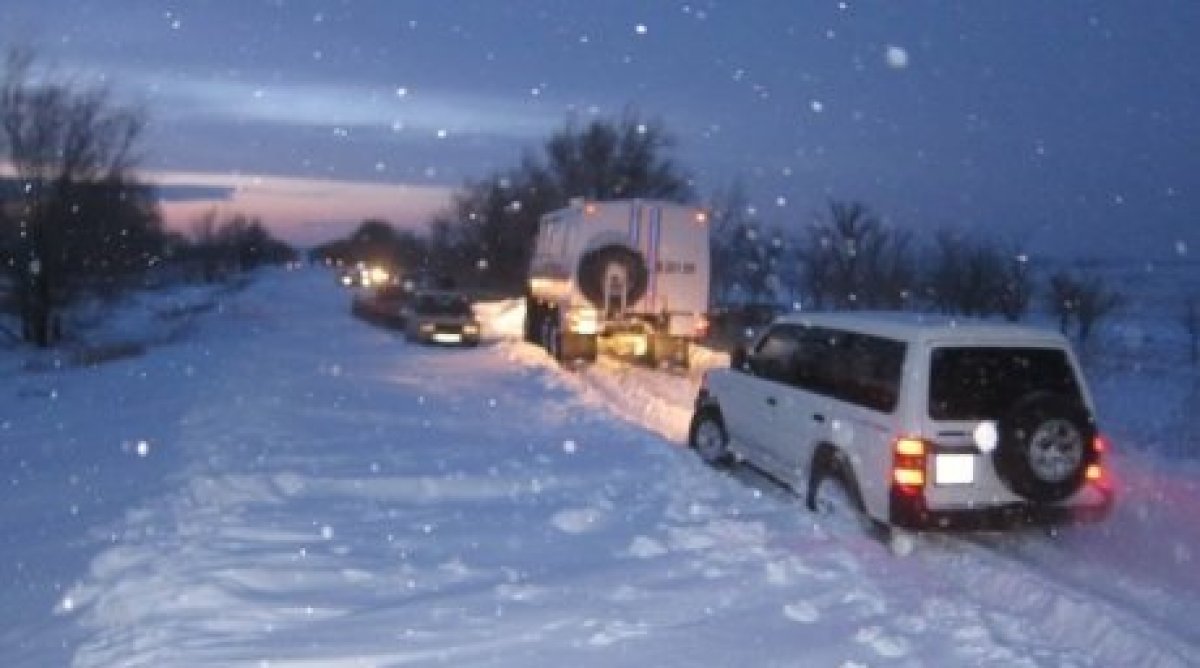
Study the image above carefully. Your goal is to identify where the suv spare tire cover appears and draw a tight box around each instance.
[577,245,648,309]
[994,392,1094,503]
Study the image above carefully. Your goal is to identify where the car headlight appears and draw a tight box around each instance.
[463,323,480,335]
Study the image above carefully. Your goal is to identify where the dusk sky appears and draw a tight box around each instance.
[2,1,1197,258]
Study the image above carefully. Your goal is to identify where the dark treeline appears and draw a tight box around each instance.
[708,190,1126,347]
[185,209,297,284]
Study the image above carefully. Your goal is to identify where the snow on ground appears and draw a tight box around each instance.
[1,268,1199,666]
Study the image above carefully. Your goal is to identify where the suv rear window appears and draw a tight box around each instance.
[928,347,1082,420]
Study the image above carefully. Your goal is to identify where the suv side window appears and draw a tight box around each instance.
[785,327,905,413]
[791,326,839,395]
[749,325,801,383]
[831,332,906,413]
[751,324,905,413]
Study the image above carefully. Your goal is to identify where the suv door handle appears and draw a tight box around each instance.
[812,413,826,423]
[766,396,777,406]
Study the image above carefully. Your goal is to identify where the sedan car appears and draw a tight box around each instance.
[351,285,409,328]
[403,291,481,346]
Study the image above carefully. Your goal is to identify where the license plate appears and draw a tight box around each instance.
[433,333,462,344]
[935,454,974,485]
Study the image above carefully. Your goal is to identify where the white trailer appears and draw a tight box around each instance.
[526,198,711,365]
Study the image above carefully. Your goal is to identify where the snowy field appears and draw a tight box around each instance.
[3,267,1200,666]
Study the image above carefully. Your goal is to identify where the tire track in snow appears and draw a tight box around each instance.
[926,533,1200,667]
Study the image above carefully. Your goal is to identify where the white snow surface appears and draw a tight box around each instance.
[2,268,1199,666]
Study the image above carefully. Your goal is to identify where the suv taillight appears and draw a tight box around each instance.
[1086,434,1109,483]
[892,437,928,493]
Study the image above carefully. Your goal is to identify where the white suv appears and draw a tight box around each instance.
[690,312,1114,532]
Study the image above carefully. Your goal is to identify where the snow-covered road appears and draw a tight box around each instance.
[3,269,1200,666]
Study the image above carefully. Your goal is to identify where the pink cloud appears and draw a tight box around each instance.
[149,171,453,247]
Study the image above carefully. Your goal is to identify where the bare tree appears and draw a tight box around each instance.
[727,221,789,304]
[996,244,1033,322]
[924,231,1032,321]
[800,225,834,310]
[801,201,915,310]
[1074,274,1123,347]
[186,209,294,282]
[1047,271,1122,347]
[189,209,222,283]
[926,230,992,317]
[428,111,694,293]
[309,219,426,278]
[707,180,753,304]
[1047,271,1079,336]
[539,111,693,203]
[0,48,151,346]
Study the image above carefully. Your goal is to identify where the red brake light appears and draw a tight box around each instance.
[1087,434,1108,484]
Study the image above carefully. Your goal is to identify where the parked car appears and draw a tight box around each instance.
[708,302,790,350]
[689,312,1114,538]
[403,291,481,346]
[351,285,409,328]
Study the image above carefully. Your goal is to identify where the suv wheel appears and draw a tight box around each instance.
[688,409,732,467]
[995,392,1094,503]
[807,450,867,522]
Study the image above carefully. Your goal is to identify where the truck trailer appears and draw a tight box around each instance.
[526,198,711,366]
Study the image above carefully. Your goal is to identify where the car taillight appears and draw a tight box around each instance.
[1087,434,1109,483]
[892,437,928,493]
[694,315,710,338]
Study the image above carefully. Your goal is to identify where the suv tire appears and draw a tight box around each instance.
[688,409,732,467]
[807,449,866,517]
[995,392,1094,503]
